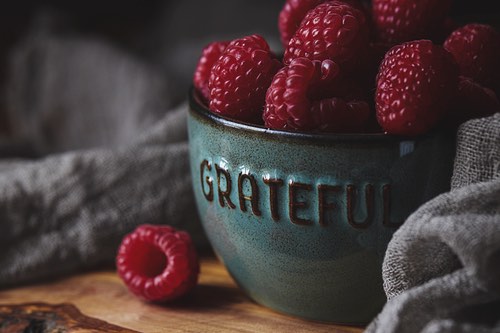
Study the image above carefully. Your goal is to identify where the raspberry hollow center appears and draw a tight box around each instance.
[129,241,167,278]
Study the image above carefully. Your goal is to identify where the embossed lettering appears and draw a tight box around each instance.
[289,181,313,226]
[347,184,374,229]
[263,178,284,222]
[382,184,403,227]
[198,159,403,230]
[215,164,236,209]
[318,184,341,227]
[238,173,261,216]
[200,159,213,202]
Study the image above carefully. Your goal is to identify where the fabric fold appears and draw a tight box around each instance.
[0,108,208,287]
[0,28,208,288]
[365,114,500,333]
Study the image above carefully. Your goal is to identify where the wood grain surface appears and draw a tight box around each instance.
[0,256,365,333]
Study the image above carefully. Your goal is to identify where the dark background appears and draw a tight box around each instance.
[1,0,497,76]
[0,0,497,135]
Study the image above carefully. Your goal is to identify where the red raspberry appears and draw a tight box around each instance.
[193,41,229,102]
[444,23,500,91]
[278,0,365,48]
[372,0,452,44]
[208,34,283,123]
[264,57,371,132]
[279,0,324,48]
[446,76,500,128]
[116,224,199,302]
[283,1,370,73]
[375,40,459,136]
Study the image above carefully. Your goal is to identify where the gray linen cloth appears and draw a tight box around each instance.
[365,114,500,333]
[0,31,208,288]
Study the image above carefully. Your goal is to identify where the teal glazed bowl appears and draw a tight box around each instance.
[187,88,455,324]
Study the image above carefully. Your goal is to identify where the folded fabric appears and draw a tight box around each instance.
[0,28,208,288]
[365,114,500,333]
[0,104,209,288]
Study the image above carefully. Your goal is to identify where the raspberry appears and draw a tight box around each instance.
[208,34,283,123]
[283,1,370,73]
[444,23,500,91]
[278,0,365,49]
[375,40,459,136]
[193,41,229,102]
[116,224,199,302]
[279,0,324,48]
[446,76,500,128]
[372,0,452,44]
[264,57,371,132]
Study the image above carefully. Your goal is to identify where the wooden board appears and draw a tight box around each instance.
[0,256,365,333]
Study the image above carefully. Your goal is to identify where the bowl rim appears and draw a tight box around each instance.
[188,86,426,143]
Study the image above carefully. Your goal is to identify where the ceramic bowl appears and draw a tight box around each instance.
[187,88,455,324]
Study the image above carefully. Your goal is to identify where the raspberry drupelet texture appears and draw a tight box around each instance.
[279,0,324,48]
[375,40,459,136]
[283,1,370,73]
[193,41,229,102]
[278,0,365,49]
[444,23,500,91]
[116,224,199,303]
[208,34,283,123]
[264,57,371,132]
[372,0,452,44]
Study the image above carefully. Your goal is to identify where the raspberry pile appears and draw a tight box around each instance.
[375,40,459,136]
[116,224,199,302]
[193,0,500,136]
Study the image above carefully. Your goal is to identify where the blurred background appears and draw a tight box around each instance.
[0,1,282,145]
[0,0,497,156]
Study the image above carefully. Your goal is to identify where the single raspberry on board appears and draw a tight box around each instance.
[372,0,452,44]
[283,1,370,73]
[193,41,229,102]
[278,0,365,48]
[264,57,371,132]
[116,224,199,303]
[444,23,500,91]
[446,76,500,128]
[375,40,459,136]
[208,34,282,123]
